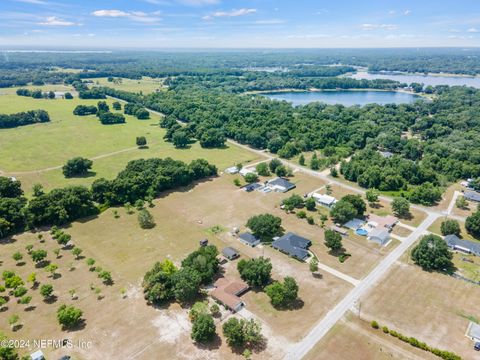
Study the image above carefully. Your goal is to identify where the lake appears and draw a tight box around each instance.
[350,71,480,88]
[263,90,420,106]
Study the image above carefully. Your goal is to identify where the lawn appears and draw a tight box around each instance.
[359,262,480,359]
[88,77,165,94]
[0,90,261,194]
[305,313,438,360]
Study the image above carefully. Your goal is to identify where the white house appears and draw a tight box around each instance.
[225,166,239,174]
[239,168,256,177]
[312,193,337,208]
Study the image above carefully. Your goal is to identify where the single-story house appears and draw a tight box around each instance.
[344,218,365,230]
[266,177,296,193]
[272,232,311,261]
[467,322,480,342]
[211,278,249,312]
[239,167,256,177]
[243,183,262,192]
[225,166,239,174]
[444,234,480,256]
[239,232,260,247]
[464,190,480,202]
[367,214,398,232]
[367,228,390,246]
[312,193,337,208]
[222,247,240,260]
[379,151,394,158]
[30,350,45,360]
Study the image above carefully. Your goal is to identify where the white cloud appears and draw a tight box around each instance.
[38,16,76,26]
[178,0,219,5]
[467,27,479,33]
[361,23,398,31]
[404,10,412,16]
[203,8,256,20]
[92,10,130,17]
[388,10,396,15]
[287,34,330,39]
[15,0,49,4]
[92,9,161,23]
[254,19,285,25]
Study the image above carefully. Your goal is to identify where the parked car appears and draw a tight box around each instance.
[474,342,480,351]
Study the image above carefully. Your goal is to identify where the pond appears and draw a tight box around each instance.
[263,90,420,107]
[350,71,480,88]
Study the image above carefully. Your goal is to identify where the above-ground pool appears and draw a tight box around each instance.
[356,228,368,236]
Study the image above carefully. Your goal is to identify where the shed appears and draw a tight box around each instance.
[330,225,348,236]
[239,232,260,247]
[222,247,240,260]
[239,168,256,177]
[199,239,208,247]
[30,350,45,360]
[367,229,390,246]
[243,183,262,192]
[266,177,296,193]
[272,232,311,261]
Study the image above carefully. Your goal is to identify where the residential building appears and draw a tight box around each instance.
[238,232,261,247]
[211,278,249,312]
[312,193,337,207]
[272,232,311,261]
[444,234,480,256]
[266,177,296,193]
[367,228,390,245]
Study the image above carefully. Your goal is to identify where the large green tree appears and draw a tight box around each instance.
[246,214,282,242]
[411,234,454,272]
[237,257,272,288]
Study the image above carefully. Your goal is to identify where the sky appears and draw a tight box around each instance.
[1,0,480,49]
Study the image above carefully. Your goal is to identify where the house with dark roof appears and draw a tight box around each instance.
[464,190,480,202]
[222,247,240,260]
[238,232,260,247]
[272,232,311,261]
[266,177,296,193]
[444,234,480,256]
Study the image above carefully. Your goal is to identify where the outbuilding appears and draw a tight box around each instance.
[312,193,337,208]
[467,321,480,342]
[30,350,45,360]
[222,247,240,260]
[225,166,239,174]
[464,190,480,202]
[238,232,260,247]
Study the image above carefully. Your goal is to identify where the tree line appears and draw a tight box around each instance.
[0,110,50,129]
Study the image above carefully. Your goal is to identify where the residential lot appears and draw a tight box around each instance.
[304,313,438,360]
[88,76,165,94]
[359,261,480,359]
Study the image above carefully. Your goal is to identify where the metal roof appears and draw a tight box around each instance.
[239,232,260,245]
[444,235,480,255]
[272,232,311,260]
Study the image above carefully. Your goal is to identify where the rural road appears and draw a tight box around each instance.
[284,211,440,359]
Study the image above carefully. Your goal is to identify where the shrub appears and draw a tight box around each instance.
[138,209,155,229]
[370,320,379,329]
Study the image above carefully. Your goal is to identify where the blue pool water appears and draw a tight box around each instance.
[356,228,368,236]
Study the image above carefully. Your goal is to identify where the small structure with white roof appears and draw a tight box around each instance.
[239,167,256,177]
[312,193,337,208]
[30,350,45,360]
[225,166,239,174]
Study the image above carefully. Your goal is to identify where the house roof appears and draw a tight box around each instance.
[344,218,365,230]
[468,322,480,340]
[313,193,337,205]
[464,191,480,202]
[267,177,296,191]
[239,232,260,245]
[272,232,311,260]
[368,214,398,230]
[379,151,394,158]
[444,235,480,255]
[368,229,390,243]
[222,247,239,258]
[243,183,262,191]
[211,278,248,310]
[239,167,256,176]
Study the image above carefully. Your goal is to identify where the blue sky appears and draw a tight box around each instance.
[1,0,480,48]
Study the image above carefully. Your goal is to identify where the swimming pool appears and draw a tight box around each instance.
[356,228,368,236]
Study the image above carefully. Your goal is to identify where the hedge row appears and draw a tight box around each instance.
[370,321,461,360]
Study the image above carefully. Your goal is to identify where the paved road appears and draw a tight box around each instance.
[284,211,440,360]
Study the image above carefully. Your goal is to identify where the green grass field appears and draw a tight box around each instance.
[88,77,165,94]
[0,88,261,194]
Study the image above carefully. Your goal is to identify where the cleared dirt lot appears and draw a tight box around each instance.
[359,262,480,360]
[304,313,438,360]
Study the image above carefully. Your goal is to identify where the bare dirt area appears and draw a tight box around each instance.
[304,313,438,360]
[359,262,480,360]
